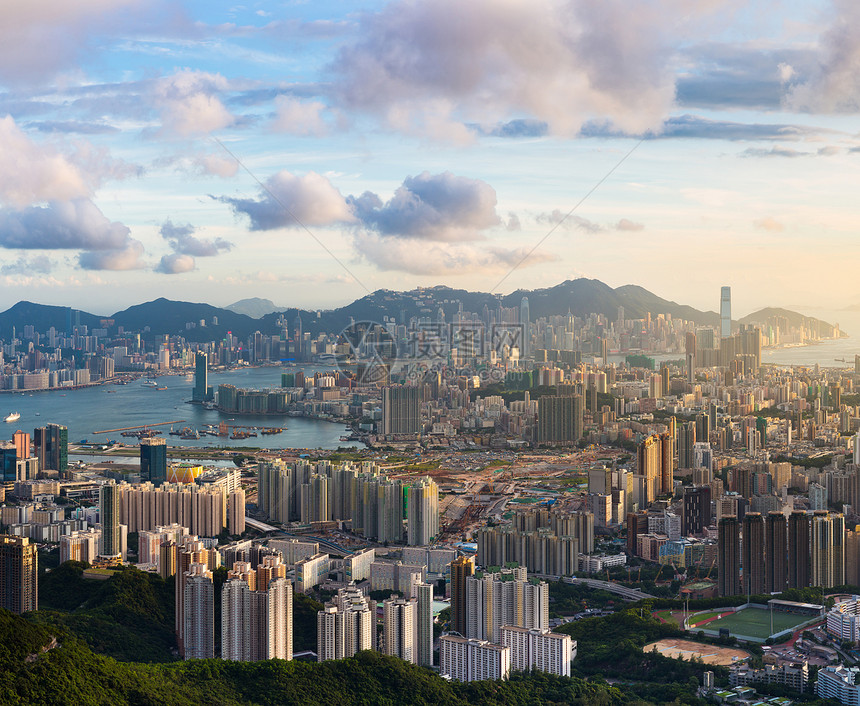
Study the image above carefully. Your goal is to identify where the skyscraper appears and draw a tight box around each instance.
[140,437,168,486]
[33,423,68,478]
[407,477,439,546]
[720,286,732,339]
[765,511,787,594]
[0,534,37,613]
[381,385,421,436]
[682,486,711,536]
[637,435,662,505]
[718,516,740,597]
[99,480,121,560]
[383,597,416,664]
[192,351,212,402]
[787,511,810,589]
[450,556,474,636]
[678,422,696,470]
[810,511,845,589]
[537,395,583,445]
[413,581,434,667]
[520,296,530,357]
[742,513,764,596]
[183,563,214,660]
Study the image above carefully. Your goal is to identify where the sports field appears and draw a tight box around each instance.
[698,608,810,639]
[643,638,750,666]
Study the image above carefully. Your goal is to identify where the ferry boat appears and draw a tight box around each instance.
[141,379,158,388]
[4,412,20,423]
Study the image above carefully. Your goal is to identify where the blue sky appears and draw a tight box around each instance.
[1,0,859,317]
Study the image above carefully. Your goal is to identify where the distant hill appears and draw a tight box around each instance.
[225,297,283,318]
[738,307,845,337]
[0,279,840,340]
[111,298,261,340]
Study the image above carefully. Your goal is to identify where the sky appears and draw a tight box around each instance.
[1,0,860,318]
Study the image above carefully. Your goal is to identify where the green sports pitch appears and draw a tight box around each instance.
[696,608,811,640]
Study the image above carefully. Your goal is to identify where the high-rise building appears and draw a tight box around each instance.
[192,351,212,402]
[406,477,439,546]
[317,585,375,661]
[500,626,574,677]
[720,286,732,339]
[12,430,29,460]
[520,297,530,357]
[228,488,246,536]
[678,422,696,470]
[810,512,845,589]
[222,578,252,661]
[99,480,121,560]
[718,516,740,596]
[787,511,810,589]
[0,534,37,613]
[537,395,583,445]
[383,597,416,664]
[381,385,421,436]
[439,635,511,682]
[637,435,662,505]
[742,513,765,596]
[682,486,711,536]
[413,581,434,667]
[660,433,674,495]
[33,423,67,478]
[183,563,214,660]
[0,442,16,483]
[765,511,787,594]
[140,437,168,486]
[451,556,474,636]
[466,566,548,643]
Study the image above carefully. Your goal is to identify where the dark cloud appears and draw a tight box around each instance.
[0,199,130,250]
[78,240,146,271]
[579,114,829,141]
[349,171,500,241]
[218,170,354,231]
[472,119,549,138]
[0,254,54,275]
[160,220,232,256]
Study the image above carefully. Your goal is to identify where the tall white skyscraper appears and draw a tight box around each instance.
[465,566,549,643]
[222,573,293,661]
[720,286,732,339]
[222,578,252,661]
[317,584,375,661]
[383,597,416,664]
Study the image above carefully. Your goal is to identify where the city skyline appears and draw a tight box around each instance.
[1,2,860,314]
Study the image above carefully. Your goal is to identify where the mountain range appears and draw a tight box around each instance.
[0,279,844,341]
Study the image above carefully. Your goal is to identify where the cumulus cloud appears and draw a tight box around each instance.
[160,220,232,256]
[0,0,149,85]
[754,217,784,232]
[349,171,500,241]
[155,252,195,274]
[786,0,860,112]
[353,232,557,275]
[0,116,91,206]
[78,239,145,270]
[270,96,328,136]
[192,152,239,178]
[219,170,355,230]
[330,0,727,137]
[154,70,235,137]
[0,199,131,250]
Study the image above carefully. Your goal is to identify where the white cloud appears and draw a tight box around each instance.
[154,70,235,137]
[0,199,130,250]
[155,252,195,274]
[330,0,717,138]
[270,96,328,136]
[754,217,784,232]
[220,170,355,230]
[0,116,91,206]
[192,152,239,177]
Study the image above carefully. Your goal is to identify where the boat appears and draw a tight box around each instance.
[4,412,20,423]
[141,379,158,387]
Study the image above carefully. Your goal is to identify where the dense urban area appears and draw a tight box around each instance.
[1,285,860,706]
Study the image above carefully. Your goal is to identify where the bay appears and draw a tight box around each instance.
[0,366,362,451]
